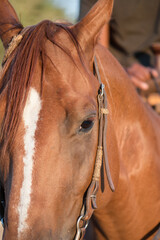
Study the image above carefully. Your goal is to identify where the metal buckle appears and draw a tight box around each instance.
[99,83,105,97]
[98,84,105,119]
[75,215,89,240]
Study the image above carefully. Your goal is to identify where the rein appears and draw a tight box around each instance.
[74,56,115,240]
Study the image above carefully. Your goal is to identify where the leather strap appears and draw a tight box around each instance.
[74,56,115,240]
[94,56,115,192]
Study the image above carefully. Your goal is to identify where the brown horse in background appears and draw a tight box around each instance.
[0,0,160,239]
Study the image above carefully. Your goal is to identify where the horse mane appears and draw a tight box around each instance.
[0,20,83,153]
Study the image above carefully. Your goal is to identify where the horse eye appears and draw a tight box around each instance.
[79,119,94,133]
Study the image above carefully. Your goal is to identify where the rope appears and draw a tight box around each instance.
[2,34,23,64]
[2,27,29,65]
[92,146,103,181]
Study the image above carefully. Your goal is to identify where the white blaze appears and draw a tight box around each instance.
[18,88,41,236]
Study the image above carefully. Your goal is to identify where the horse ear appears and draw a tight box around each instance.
[0,0,23,49]
[72,0,113,63]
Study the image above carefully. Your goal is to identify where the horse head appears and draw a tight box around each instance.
[0,0,117,239]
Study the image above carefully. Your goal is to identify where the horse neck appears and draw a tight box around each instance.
[94,45,160,240]
[95,44,156,134]
[95,44,160,191]
[95,45,160,197]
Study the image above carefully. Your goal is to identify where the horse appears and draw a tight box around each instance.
[0,0,160,239]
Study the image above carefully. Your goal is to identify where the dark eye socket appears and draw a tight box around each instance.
[79,119,94,133]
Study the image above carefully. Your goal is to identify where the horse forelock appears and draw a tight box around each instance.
[0,20,84,154]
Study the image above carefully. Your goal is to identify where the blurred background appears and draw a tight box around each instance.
[0,0,80,63]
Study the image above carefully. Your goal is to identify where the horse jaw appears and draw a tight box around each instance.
[72,0,113,62]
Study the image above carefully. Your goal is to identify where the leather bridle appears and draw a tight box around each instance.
[74,56,115,240]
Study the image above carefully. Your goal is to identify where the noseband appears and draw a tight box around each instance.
[74,56,115,240]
